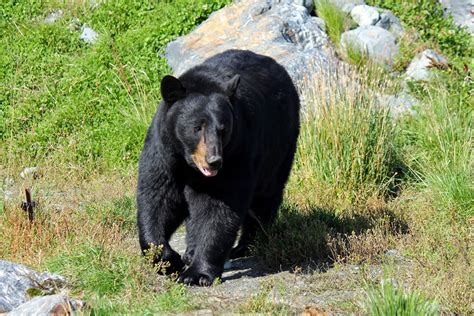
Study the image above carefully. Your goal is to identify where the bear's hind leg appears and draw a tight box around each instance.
[230,194,282,259]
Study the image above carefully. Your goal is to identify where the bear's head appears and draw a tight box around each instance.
[160,74,240,177]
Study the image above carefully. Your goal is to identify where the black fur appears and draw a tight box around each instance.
[137,50,300,286]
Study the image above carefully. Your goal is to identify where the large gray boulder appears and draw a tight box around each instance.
[0,260,82,314]
[340,26,399,67]
[439,0,474,34]
[165,0,337,85]
[405,49,448,81]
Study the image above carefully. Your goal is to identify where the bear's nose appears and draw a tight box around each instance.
[207,155,222,170]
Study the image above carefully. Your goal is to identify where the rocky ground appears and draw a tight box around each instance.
[170,233,412,314]
[1,230,412,315]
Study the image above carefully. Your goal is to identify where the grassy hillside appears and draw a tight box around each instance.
[1,0,229,175]
[1,0,472,314]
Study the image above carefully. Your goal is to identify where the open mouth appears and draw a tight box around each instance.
[198,166,218,177]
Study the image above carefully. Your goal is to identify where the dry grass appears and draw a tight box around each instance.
[0,172,135,265]
[394,193,473,313]
[0,172,198,313]
[328,228,397,265]
[253,64,407,269]
[289,64,400,212]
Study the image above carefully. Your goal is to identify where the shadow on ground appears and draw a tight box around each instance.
[250,204,408,271]
[169,203,410,313]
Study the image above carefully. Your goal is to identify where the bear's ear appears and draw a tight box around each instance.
[161,75,186,104]
[223,74,240,97]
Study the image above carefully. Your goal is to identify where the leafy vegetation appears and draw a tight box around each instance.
[367,0,472,58]
[401,86,473,219]
[365,0,473,74]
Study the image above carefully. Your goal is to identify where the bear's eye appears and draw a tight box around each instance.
[193,126,202,133]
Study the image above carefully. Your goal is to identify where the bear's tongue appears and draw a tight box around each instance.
[201,167,218,177]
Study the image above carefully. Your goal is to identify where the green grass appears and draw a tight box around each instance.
[0,186,197,314]
[255,66,404,267]
[314,0,351,47]
[363,280,439,316]
[399,83,473,219]
[88,281,196,315]
[290,67,399,209]
[1,0,230,175]
[45,241,131,296]
[0,2,231,313]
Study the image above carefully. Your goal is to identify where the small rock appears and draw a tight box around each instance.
[351,5,380,26]
[375,10,404,37]
[0,260,68,312]
[302,305,327,316]
[405,49,448,81]
[341,3,356,14]
[89,0,101,10]
[379,92,418,117]
[4,177,15,187]
[3,189,15,201]
[7,293,84,315]
[19,167,38,179]
[383,249,410,264]
[2,178,15,201]
[385,249,400,257]
[44,10,63,24]
[340,26,399,67]
[439,0,474,34]
[80,26,98,44]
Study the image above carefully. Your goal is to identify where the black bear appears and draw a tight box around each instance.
[137,49,300,286]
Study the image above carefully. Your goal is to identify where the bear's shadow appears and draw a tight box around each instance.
[219,204,408,282]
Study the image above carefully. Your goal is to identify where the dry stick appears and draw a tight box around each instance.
[24,188,34,222]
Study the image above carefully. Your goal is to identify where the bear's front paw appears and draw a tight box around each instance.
[177,267,215,286]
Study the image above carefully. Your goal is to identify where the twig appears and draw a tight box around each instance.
[21,188,35,222]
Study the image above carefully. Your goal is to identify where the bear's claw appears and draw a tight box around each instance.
[177,269,214,286]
